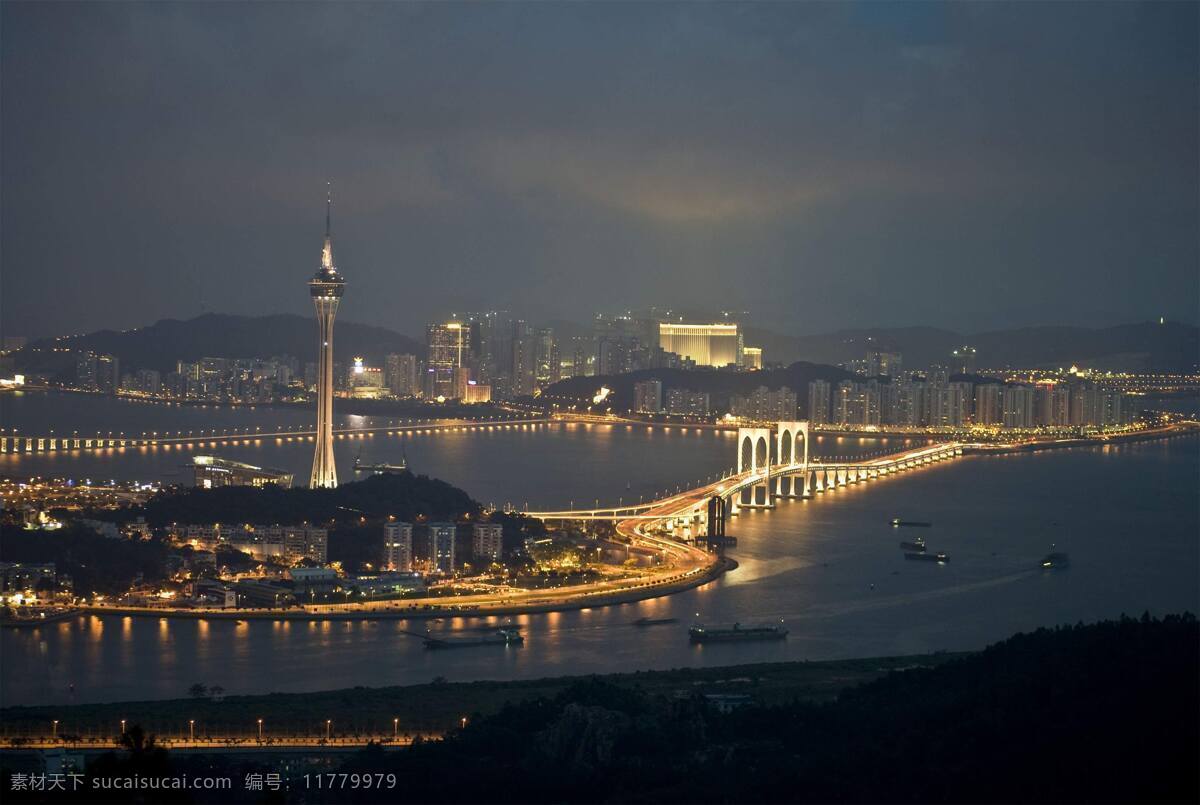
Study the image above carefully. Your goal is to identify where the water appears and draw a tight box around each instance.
[0,390,914,507]
[1,393,1197,706]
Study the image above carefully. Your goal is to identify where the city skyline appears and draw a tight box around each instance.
[2,2,1197,341]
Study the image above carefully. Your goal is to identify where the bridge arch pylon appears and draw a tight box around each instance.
[736,427,773,510]
[774,421,811,498]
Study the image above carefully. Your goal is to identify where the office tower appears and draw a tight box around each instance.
[383,521,414,571]
[657,323,741,367]
[807,379,832,425]
[665,389,710,417]
[426,322,470,399]
[633,379,663,414]
[534,327,560,389]
[472,523,504,564]
[428,523,456,573]
[385,353,419,398]
[308,190,345,488]
[974,383,1002,425]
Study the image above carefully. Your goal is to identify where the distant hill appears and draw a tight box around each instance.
[744,321,1198,372]
[543,362,851,417]
[17,313,424,374]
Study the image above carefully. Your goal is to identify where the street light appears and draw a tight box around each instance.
[393,718,399,740]
[52,720,58,740]
[189,720,195,742]
[325,719,332,740]
[257,718,263,741]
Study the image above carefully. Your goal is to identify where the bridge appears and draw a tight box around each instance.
[0,416,551,454]
[528,421,964,543]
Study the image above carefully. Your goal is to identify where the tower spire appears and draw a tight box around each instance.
[321,183,335,271]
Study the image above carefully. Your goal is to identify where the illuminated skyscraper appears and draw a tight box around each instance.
[309,189,345,488]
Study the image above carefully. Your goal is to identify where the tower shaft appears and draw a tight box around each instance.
[310,296,340,488]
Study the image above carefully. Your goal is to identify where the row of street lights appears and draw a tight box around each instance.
[40,715,456,743]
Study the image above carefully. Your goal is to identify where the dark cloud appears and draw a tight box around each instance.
[2,1,1196,338]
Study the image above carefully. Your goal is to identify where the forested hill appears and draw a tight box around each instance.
[745,320,1198,372]
[17,313,423,373]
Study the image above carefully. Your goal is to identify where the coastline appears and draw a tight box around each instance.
[65,556,737,624]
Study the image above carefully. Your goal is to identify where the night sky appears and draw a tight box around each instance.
[2,1,1196,339]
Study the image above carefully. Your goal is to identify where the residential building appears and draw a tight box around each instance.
[634,379,663,414]
[383,521,414,571]
[428,522,456,573]
[472,523,504,564]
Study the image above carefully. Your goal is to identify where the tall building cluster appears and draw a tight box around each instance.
[808,374,1132,430]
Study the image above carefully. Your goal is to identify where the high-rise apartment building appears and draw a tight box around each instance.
[427,523,456,573]
[634,380,663,414]
[807,380,832,425]
[865,350,903,378]
[472,523,504,564]
[975,384,1003,425]
[383,521,413,571]
[384,353,419,398]
[731,386,798,422]
[835,381,881,426]
[534,327,560,389]
[1001,385,1036,429]
[507,320,536,398]
[665,389,710,417]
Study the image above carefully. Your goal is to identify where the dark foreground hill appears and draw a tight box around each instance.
[2,614,1193,803]
[338,613,1199,804]
[16,313,423,374]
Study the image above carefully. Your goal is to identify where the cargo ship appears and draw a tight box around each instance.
[424,628,524,649]
[905,552,949,563]
[891,518,932,527]
[899,536,926,552]
[689,622,788,643]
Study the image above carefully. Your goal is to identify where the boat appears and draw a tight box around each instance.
[353,451,408,475]
[1041,552,1070,570]
[423,628,524,649]
[891,519,932,528]
[899,536,926,552]
[905,552,949,563]
[688,622,788,643]
[633,617,678,627]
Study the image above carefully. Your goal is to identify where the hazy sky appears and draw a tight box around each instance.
[2,1,1196,339]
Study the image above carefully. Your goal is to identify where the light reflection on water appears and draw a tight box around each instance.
[1,392,1196,705]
